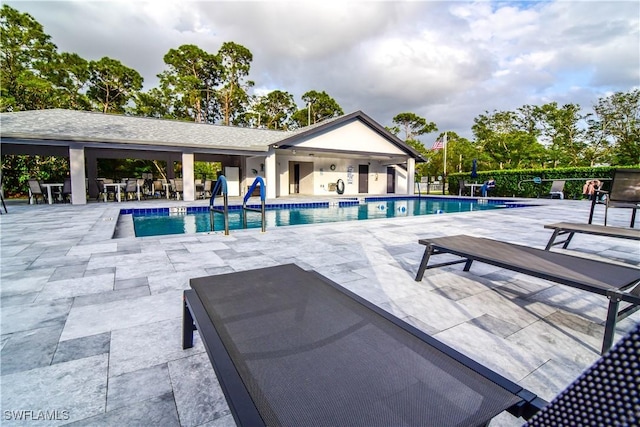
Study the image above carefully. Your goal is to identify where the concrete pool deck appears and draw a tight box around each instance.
[1,196,638,426]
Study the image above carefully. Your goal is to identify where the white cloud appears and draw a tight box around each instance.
[5,0,639,141]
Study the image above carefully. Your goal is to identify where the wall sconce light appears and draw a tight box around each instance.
[292,150,296,155]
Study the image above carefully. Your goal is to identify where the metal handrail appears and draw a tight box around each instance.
[209,176,229,235]
[243,176,266,232]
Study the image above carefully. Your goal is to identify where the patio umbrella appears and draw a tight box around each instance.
[471,159,478,179]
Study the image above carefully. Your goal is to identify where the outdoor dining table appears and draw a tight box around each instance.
[102,182,126,202]
[40,183,63,205]
[467,182,483,196]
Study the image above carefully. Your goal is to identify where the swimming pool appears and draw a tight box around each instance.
[127,197,527,237]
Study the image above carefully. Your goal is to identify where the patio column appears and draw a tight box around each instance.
[407,157,415,195]
[182,152,195,201]
[265,151,277,199]
[69,144,87,205]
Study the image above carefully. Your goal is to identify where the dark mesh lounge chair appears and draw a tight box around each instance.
[415,235,640,354]
[183,264,546,426]
[524,322,640,426]
[589,168,640,227]
[544,221,640,250]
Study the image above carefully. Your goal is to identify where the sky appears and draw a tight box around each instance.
[6,0,640,144]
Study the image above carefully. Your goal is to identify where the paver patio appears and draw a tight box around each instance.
[1,196,638,426]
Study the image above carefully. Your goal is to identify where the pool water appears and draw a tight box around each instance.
[130,197,524,237]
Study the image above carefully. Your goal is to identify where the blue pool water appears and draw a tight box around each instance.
[129,197,525,237]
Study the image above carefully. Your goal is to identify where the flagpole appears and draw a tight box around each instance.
[443,132,447,177]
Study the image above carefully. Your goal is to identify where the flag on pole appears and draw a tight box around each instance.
[432,136,444,150]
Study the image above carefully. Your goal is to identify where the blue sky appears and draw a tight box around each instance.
[6,0,639,143]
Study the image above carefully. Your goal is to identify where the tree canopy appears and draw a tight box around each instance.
[1,3,638,189]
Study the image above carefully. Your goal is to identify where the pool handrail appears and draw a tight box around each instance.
[243,176,266,232]
[243,176,266,205]
[209,176,229,235]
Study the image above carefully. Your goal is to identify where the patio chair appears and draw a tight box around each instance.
[183,264,547,427]
[415,235,640,354]
[524,322,640,426]
[27,179,47,204]
[59,177,71,203]
[457,179,470,196]
[0,183,7,214]
[548,180,565,199]
[95,179,116,202]
[589,168,640,227]
[153,180,165,198]
[172,179,183,200]
[202,179,213,199]
[123,179,138,201]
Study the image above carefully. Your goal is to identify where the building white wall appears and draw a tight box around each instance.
[294,121,406,155]
[273,154,394,196]
[240,119,417,198]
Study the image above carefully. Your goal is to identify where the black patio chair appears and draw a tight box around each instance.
[589,168,640,227]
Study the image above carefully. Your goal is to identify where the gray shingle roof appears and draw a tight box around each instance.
[0,109,285,151]
[0,109,424,160]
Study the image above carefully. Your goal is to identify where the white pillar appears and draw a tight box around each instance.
[69,145,87,205]
[182,152,195,201]
[265,151,277,199]
[407,157,416,195]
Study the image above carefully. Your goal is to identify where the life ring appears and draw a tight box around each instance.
[336,179,345,194]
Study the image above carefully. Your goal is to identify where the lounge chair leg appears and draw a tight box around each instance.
[561,232,575,249]
[463,259,473,271]
[631,209,637,228]
[415,246,433,281]
[544,230,561,250]
[601,295,621,355]
[183,296,195,349]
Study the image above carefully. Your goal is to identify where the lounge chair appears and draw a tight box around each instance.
[544,222,640,250]
[589,168,640,227]
[524,322,640,426]
[414,235,640,354]
[548,180,565,199]
[183,264,546,426]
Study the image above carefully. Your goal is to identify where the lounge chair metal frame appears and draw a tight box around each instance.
[183,264,546,426]
[415,235,640,355]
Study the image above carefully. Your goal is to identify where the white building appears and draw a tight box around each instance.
[1,109,425,204]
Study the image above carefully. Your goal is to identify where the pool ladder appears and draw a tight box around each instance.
[209,176,267,235]
[209,176,230,235]
[243,177,266,233]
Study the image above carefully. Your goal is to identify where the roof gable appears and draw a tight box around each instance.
[277,111,425,160]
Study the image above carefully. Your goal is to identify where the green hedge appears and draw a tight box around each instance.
[447,166,639,199]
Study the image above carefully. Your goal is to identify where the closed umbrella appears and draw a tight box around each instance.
[471,159,478,180]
